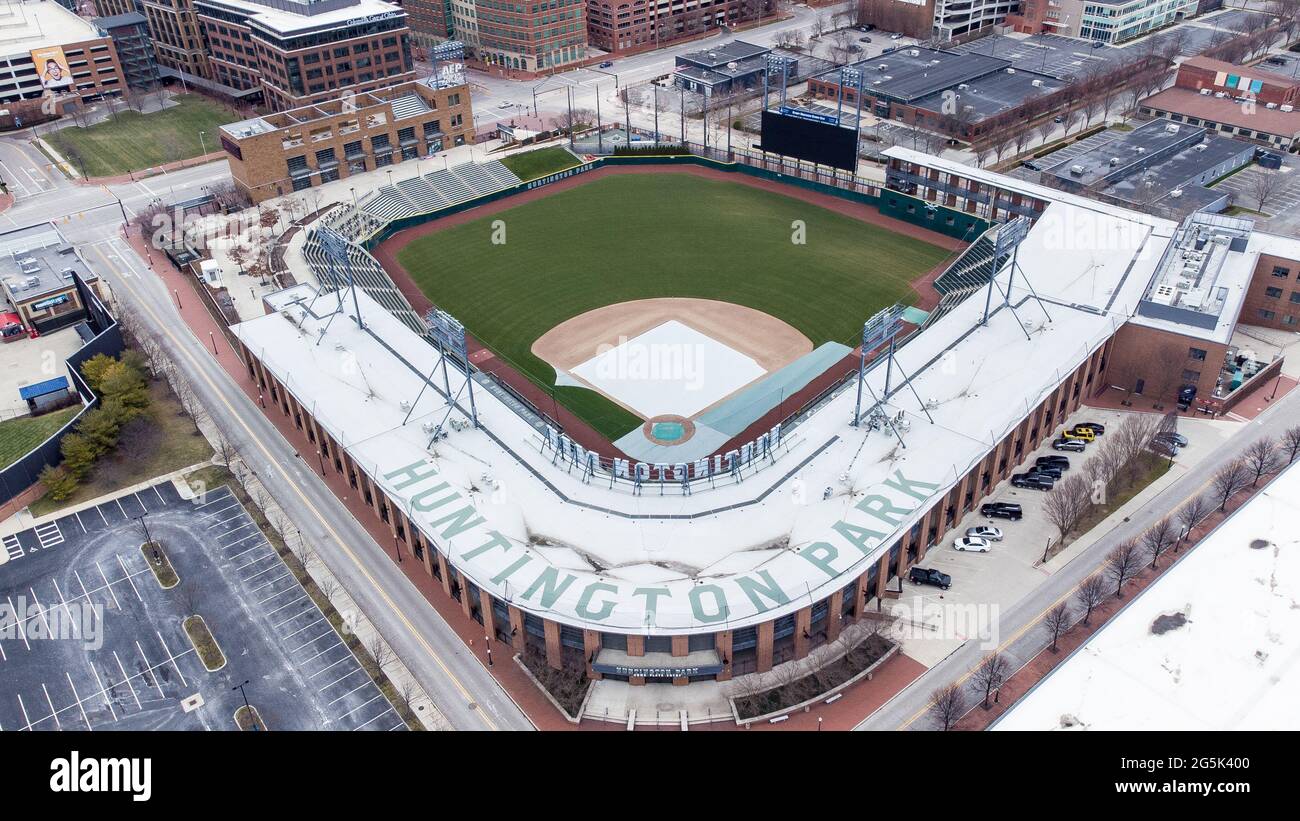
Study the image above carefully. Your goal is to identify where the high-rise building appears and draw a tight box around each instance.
[0,1,128,109]
[405,0,453,48]
[141,0,210,80]
[450,0,587,73]
[587,0,774,56]
[192,0,416,111]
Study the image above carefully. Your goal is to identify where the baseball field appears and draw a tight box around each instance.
[393,172,954,440]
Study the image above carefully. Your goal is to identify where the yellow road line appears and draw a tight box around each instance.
[89,243,502,731]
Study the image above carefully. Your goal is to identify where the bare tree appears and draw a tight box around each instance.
[970,652,1011,708]
[1141,517,1177,569]
[213,435,238,468]
[1281,425,1300,465]
[1075,575,1108,626]
[1042,473,1092,541]
[927,682,967,730]
[1211,459,1251,510]
[367,634,393,676]
[1247,170,1284,214]
[1176,494,1210,547]
[1106,539,1143,598]
[1043,602,1072,653]
[1243,437,1281,486]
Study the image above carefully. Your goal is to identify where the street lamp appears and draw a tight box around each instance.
[198,129,208,158]
[232,680,260,730]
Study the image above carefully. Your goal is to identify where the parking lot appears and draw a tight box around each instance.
[0,480,406,731]
[889,407,1230,666]
[1212,158,1300,236]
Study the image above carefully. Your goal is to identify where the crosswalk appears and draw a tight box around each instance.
[1,522,64,566]
[34,522,63,550]
[3,534,21,562]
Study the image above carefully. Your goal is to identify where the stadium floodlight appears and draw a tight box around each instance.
[428,41,466,89]
[840,67,865,161]
[423,308,478,431]
[852,303,933,437]
[316,226,364,331]
[763,55,793,109]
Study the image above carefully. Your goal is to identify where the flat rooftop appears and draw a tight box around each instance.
[194,0,404,37]
[0,224,96,303]
[0,1,101,55]
[678,40,768,70]
[994,460,1300,731]
[234,196,1167,634]
[1129,212,1255,344]
[947,33,1128,82]
[1141,87,1300,137]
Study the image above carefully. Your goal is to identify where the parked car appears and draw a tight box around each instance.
[909,566,952,589]
[981,502,1023,520]
[1064,426,1096,442]
[1053,438,1086,452]
[1053,115,1066,124]
[1150,439,1179,458]
[1076,422,1106,435]
[599,60,614,68]
[1029,464,1063,480]
[1091,40,1105,48]
[1036,455,1070,470]
[890,32,903,40]
[1154,431,1188,447]
[848,44,863,52]
[1012,473,1055,490]
[966,525,1003,541]
[953,536,992,553]
[859,36,872,42]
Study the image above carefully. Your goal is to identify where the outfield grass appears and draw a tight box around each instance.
[499,146,582,181]
[396,173,952,439]
[45,94,239,178]
[0,407,79,469]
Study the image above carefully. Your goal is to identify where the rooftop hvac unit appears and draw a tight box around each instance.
[909,49,920,57]
[1266,102,1278,109]
[958,83,969,90]
[1215,91,1228,98]
[1282,104,1295,112]
[1200,88,1212,95]
[1137,147,1146,154]
[1006,68,1016,74]
[1070,164,1085,175]
[1165,123,1180,134]
[1170,189,1183,198]
[1109,157,1120,166]
[1195,143,1207,151]
[1031,79,1043,87]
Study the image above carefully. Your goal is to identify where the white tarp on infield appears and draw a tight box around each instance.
[570,320,766,419]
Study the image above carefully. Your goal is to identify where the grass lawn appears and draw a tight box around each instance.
[396,173,952,439]
[1225,205,1271,218]
[28,381,213,517]
[499,146,582,181]
[45,94,239,178]
[0,407,79,469]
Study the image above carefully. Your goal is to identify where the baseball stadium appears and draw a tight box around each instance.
[227,144,1258,720]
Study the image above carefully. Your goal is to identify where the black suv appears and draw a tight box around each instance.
[981,502,1023,520]
[909,567,951,590]
[1036,455,1070,470]
[1028,464,1063,479]
[1012,473,1054,490]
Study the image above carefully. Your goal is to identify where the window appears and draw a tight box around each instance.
[1266,286,1284,299]
[1181,369,1201,383]
[1259,309,1277,320]
[1188,347,1206,361]
[1291,292,1300,304]
[1273,266,1290,278]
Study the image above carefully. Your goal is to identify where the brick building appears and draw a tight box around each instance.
[587,0,776,56]
[0,2,128,110]
[141,0,211,80]
[193,0,415,112]
[450,0,588,74]
[220,78,473,201]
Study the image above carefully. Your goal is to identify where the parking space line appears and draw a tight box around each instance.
[354,707,396,729]
[86,663,118,722]
[249,571,292,595]
[74,511,86,533]
[113,651,143,710]
[43,683,62,729]
[281,616,325,641]
[307,654,354,679]
[224,532,266,550]
[232,548,274,568]
[258,585,300,605]
[266,595,309,621]
[6,595,30,650]
[95,561,122,610]
[289,630,335,653]
[192,490,233,510]
[154,631,188,688]
[27,587,53,636]
[241,562,284,583]
[135,641,165,698]
[317,666,363,693]
[297,640,342,665]
[116,554,143,602]
[94,505,108,526]
[207,512,247,529]
[73,569,95,609]
[16,693,33,731]
[217,522,258,541]
[133,492,148,513]
[197,502,239,521]
[327,681,373,707]
[153,484,167,504]
[336,691,383,718]
[51,580,79,639]
[66,673,91,730]
[115,498,127,518]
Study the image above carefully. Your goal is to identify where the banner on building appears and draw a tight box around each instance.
[31,46,73,91]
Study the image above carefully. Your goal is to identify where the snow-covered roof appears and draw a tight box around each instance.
[994,460,1300,731]
[233,200,1167,634]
